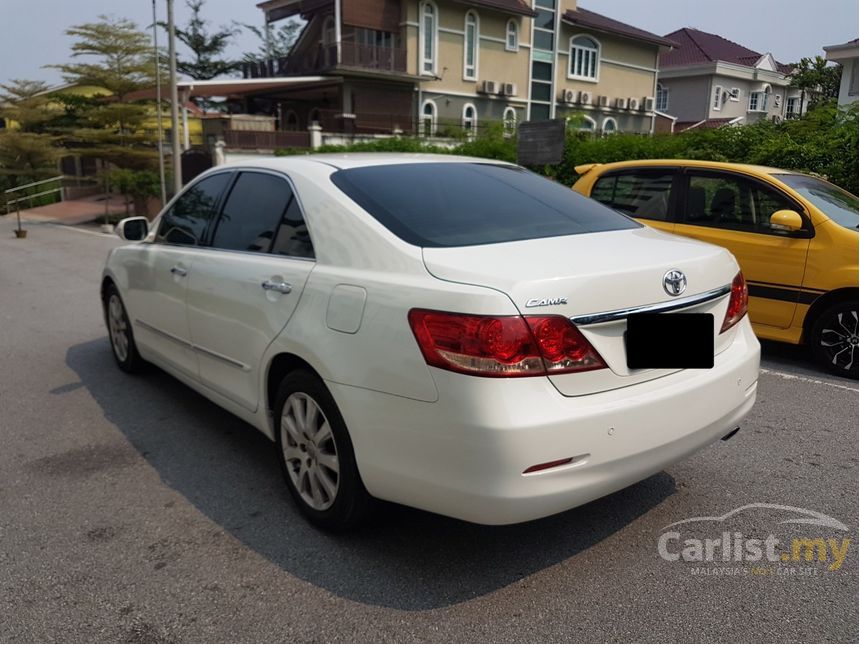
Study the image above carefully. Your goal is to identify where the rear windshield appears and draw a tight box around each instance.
[330,162,639,247]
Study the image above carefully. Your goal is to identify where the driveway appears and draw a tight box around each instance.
[0,218,856,642]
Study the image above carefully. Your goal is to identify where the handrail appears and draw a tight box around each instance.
[3,175,65,196]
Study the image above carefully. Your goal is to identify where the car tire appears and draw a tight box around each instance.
[810,300,859,379]
[104,284,147,373]
[274,369,372,531]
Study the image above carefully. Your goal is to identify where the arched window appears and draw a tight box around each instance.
[503,107,517,137]
[321,16,335,45]
[567,115,595,133]
[421,100,437,136]
[284,110,300,131]
[463,11,479,80]
[419,2,438,76]
[656,83,669,112]
[506,19,518,52]
[601,117,617,135]
[569,35,599,80]
[462,103,477,138]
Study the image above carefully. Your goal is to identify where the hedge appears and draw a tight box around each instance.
[276,102,858,193]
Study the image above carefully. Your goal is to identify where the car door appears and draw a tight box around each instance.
[127,172,232,378]
[589,168,679,234]
[185,170,316,412]
[673,170,812,329]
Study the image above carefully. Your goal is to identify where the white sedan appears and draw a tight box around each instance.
[102,154,760,530]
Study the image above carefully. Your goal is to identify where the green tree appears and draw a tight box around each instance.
[789,55,842,110]
[51,16,158,101]
[47,16,161,174]
[240,20,302,61]
[164,0,239,80]
[0,80,53,132]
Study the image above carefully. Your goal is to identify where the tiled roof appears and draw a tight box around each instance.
[661,27,791,73]
[561,6,678,48]
[454,0,536,17]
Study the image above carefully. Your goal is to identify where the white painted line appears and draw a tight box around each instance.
[760,368,859,393]
[42,223,115,238]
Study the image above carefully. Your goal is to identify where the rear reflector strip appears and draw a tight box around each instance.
[523,457,574,474]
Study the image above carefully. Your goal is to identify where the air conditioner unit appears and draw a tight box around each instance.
[502,82,517,97]
[627,97,639,111]
[596,94,608,107]
[479,80,498,94]
[560,88,578,104]
[729,87,740,100]
[771,115,782,124]
[614,97,628,109]
[579,91,593,105]
[643,96,655,112]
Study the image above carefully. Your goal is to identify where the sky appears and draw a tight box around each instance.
[0,0,857,87]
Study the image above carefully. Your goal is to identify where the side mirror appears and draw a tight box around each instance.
[117,216,149,241]
[770,209,804,232]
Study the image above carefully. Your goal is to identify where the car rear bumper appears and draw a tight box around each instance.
[328,319,760,525]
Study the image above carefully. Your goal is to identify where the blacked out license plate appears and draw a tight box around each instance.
[625,313,714,369]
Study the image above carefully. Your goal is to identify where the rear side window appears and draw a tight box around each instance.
[211,172,293,252]
[270,197,315,259]
[330,163,638,247]
[157,173,231,246]
[591,172,674,221]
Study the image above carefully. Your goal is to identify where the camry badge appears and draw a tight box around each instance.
[663,269,687,297]
[525,297,568,308]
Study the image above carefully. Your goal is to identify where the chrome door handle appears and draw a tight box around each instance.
[170,266,188,277]
[261,280,292,294]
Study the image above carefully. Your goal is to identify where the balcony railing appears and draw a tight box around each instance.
[243,42,408,78]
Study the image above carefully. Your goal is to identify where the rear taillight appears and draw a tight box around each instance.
[408,309,606,377]
[720,271,748,333]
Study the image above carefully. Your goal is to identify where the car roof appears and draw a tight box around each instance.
[215,153,515,172]
[583,159,791,176]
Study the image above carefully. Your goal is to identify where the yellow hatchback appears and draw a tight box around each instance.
[573,160,859,377]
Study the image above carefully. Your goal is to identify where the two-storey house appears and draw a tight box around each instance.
[657,28,804,131]
[240,0,675,142]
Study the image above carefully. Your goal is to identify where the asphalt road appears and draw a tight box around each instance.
[1,218,857,643]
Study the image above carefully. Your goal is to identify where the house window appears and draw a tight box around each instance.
[462,103,477,137]
[503,107,517,137]
[284,111,299,131]
[712,85,723,111]
[421,100,437,136]
[322,16,335,46]
[749,87,770,112]
[656,83,669,112]
[567,115,595,132]
[785,97,798,118]
[419,2,437,76]
[463,11,479,80]
[602,117,617,135]
[506,19,518,52]
[569,35,599,81]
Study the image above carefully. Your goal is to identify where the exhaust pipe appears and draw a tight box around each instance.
[721,427,741,441]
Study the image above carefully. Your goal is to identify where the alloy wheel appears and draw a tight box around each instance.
[108,294,129,362]
[819,309,858,373]
[280,392,340,511]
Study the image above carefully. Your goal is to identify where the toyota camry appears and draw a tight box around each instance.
[102,154,760,530]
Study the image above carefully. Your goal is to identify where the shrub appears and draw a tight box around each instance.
[274,102,858,193]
